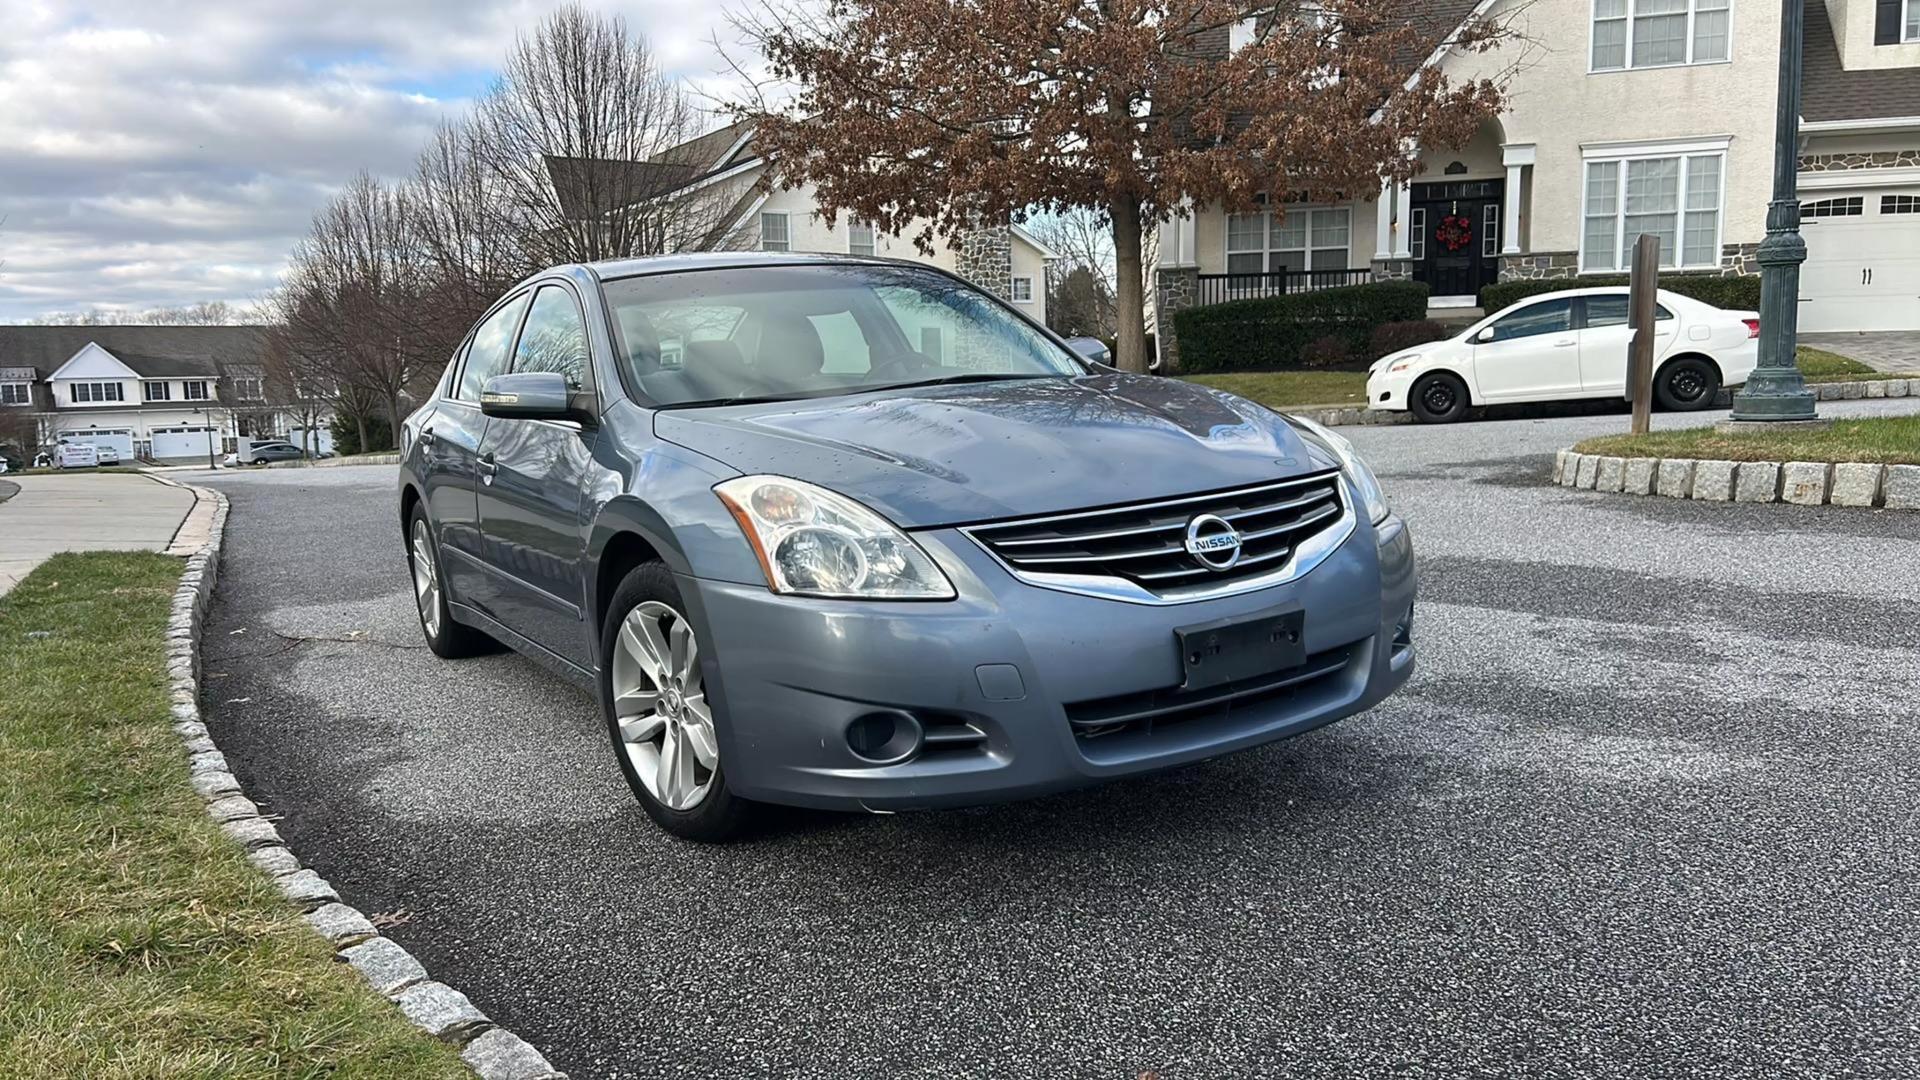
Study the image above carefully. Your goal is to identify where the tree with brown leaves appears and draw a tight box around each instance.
[734,0,1514,372]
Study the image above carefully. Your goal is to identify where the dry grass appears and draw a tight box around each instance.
[0,552,465,1079]
[1575,414,1920,466]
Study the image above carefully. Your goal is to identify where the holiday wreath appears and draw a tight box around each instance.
[1435,214,1474,253]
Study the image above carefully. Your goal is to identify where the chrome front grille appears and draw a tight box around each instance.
[961,472,1352,604]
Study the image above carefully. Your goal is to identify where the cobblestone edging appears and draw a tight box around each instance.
[149,477,566,1080]
[1551,449,1920,510]
[266,452,403,469]
[1807,377,1918,401]
[1292,405,1413,428]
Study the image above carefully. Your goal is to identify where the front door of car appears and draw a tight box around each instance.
[474,283,601,668]
[1469,297,1581,402]
[424,291,530,602]
[1576,294,1676,397]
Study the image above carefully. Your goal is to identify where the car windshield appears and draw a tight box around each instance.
[599,263,1083,407]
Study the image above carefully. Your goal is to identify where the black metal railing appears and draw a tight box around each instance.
[1194,269,1372,306]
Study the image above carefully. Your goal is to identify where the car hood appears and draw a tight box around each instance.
[653,374,1338,527]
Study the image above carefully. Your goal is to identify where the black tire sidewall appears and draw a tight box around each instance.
[406,504,483,659]
[1411,373,1469,424]
[597,561,753,842]
[1657,358,1720,411]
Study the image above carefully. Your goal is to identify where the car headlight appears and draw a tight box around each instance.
[1289,416,1391,525]
[714,476,956,599]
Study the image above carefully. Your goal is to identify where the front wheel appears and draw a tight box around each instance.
[599,561,756,842]
[1655,357,1721,411]
[1410,373,1471,424]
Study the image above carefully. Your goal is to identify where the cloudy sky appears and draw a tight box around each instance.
[0,0,746,322]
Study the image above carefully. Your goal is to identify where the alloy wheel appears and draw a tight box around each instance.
[611,601,717,811]
[410,519,441,638]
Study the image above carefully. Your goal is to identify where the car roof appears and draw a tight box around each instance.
[575,250,940,283]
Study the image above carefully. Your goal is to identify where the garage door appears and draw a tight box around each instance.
[1799,190,1920,332]
[59,429,135,458]
[150,427,217,461]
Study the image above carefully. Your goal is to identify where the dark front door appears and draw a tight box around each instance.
[1412,179,1505,299]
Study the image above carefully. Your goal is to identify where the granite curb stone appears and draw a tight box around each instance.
[1553,447,1910,511]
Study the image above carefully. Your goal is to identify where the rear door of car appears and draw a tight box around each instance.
[473,281,602,667]
[425,290,530,604]
[1576,295,1678,397]
[1469,297,1581,402]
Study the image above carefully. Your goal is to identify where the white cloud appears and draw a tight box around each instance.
[0,0,749,320]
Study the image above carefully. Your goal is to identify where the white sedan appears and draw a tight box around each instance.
[1366,287,1759,423]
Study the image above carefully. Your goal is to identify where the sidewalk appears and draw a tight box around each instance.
[1802,332,1920,374]
[0,473,199,595]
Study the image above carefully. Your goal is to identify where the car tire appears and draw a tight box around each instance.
[405,505,490,659]
[1410,372,1470,424]
[1655,357,1721,412]
[598,561,756,843]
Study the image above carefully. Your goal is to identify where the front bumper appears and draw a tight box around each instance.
[676,514,1418,812]
[1366,369,1412,412]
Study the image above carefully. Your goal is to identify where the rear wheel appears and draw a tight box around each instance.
[600,561,756,842]
[406,507,489,658]
[1410,372,1470,424]
[1655,357,1721,411]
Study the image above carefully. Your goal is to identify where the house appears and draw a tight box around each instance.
[1151,0,1920,361]
[546,124,1062,330]
[0,326,331,463]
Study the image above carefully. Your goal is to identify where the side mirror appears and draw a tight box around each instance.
[1065,337,1113,365]
[480,372,593,425]
[1473,327,1497,344]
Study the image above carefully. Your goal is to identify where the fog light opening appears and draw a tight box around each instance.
[845,711,924,765]
[1391,604,1415,657]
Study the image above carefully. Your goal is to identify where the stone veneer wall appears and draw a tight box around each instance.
[1153,267,1199,371]
[955,224,1013,300]
[1500,245,1762,281]
[1799,149,1920,171]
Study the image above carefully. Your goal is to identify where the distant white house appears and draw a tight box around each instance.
[546,122,1062,326]
[0,326,328,463]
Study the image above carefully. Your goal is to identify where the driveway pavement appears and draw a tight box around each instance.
[184,397,1920,1079]
[0,472,197,594]
[1802,331,1920,373]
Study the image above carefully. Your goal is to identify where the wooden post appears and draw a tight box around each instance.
[1627,233,1660,435]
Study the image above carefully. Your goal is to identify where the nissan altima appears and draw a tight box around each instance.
[398,254,1416,841]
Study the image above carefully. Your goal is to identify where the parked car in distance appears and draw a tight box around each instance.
[398,254,1418,842]
[1367,287,1760,423]
[224,441,309,466]
[57,444,100,469]
[94,445,123,465]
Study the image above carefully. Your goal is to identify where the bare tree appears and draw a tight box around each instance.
[32,300,258,326]
[1030,210,1118,338]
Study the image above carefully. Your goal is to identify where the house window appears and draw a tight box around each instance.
[144,381,172,402]
[72,382,126,403]
[0,382,29,406]
[1408,208,1426,260]
[1802,196,1865,218]
[1581,152,1724,271]
[1011,276,1035,303]
[182,380,210,401]
[1909,0,1919,41]
[848,221,875,256]
[1592,0,1731,71]
[1882,194,1920,215]
[759,211,789,252]
[232,377,264,400]
[1483,203,1501,258]
[1225,207,1352,275]
[919,327,943,362]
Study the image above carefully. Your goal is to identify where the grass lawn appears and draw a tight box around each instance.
[1574,414,1920,466]
[0,552,464,1078]
[1797,346,1902,383]
[1181,370,1369,409]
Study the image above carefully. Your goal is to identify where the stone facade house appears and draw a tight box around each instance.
[1152,0,1920,360]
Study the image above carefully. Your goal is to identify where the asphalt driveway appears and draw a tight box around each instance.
[186,398,1920,1079]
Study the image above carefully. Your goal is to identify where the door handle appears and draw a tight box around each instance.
[1553,339,1577,347]
[478,452,498,485]
[419,427,437,447]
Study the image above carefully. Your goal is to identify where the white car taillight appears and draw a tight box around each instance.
[1743,319,1760,339]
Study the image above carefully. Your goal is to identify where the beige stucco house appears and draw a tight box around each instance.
[1152,0,1920,353]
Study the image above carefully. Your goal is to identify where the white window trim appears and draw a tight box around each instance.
[1010,275,1035,303]
[0,381,30,406]
[847,220,876,257]
[1222,205,1355,276]
[1589,0,1735,75]
[71,381,127,403]
[1578,141,1729,273]
[182,380,211,401]
[1909,0,1920,43]
[144,381,172,402]
[759,210,790,252]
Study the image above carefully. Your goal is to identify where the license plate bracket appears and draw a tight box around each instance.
[1176,608,1306,691]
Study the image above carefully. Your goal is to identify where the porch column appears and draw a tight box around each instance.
[1501,143,1535,257]
[1391,182,1413,260]
[1374,182,1394,260]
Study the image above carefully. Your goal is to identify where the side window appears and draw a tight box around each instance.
[457,293,530,401]
[1584,296,1676,329]
[1485,299,1573,343]
[512,286,590,389]
[807,311,871,374]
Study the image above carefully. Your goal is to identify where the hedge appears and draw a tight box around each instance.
[1479,274,1762,315]
[1172,281,1430,373]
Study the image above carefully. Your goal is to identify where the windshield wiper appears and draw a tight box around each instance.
[873,372,1063,391]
